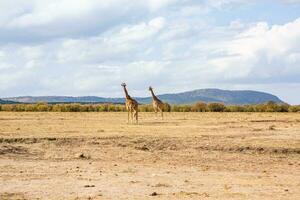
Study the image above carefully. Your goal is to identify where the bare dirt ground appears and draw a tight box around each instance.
[0,112,299,200]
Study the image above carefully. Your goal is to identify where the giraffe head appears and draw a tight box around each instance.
[121,83,126,87]
[149,86,153,91]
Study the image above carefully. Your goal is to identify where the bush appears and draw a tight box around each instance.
[192,102,207,112]
[0,102,298,113]
[139,105,152,112]
[243,105,255,112]
[112,104,125,112]
[171,105,192,112]
[264,101,279,112]
[98,104,108,112]
[35,103,51,112]
[163,103,171,112]
[108,104,117,112]
[68,104,81,112]
[277,103,290,112]
[24,104,35,112]
[252,104,266,112]
[52,104,65,112]
[225,105,245,112]
[289,105,300,112]
[0,104,16,111]
[208,103,226,112]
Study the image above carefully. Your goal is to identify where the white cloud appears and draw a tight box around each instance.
[0,0,299,103]
[213,18,300,82]
[0,0,177,43]
[54,17,166,65]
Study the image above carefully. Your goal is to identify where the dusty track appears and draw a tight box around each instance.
[0,112,299,199]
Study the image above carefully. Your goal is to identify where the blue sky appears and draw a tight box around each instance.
[0,0,300,104]
[211,1,300,25]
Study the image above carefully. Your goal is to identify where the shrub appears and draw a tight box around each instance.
[208,103,226,112]
[79,105,89,112]
[108,104,117,112]
[52,104,63,112]
[225,105,245,112]
[192,102,207,112]
[252,104,265,112]
[24,104,35,112]
[87,105,96,112]
[98,104,108,112]
[289,105,300,112]
[68,104,81,112]
[139,105,152,112]
[0,102,298,113]
[163,103,171,112]
[264,101,279,112]
[171,105,179,112]
[112,104,125,112]
[171,105,192,112]
[35,103,51,112]
[277,103,290,112]
[243,105,255,112]
[1,104,15,111]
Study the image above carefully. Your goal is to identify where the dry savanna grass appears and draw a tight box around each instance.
[0,112,300,200]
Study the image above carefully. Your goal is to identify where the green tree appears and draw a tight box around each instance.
[191,102,207,112]
[208,103,226,112]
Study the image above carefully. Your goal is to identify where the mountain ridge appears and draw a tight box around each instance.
[2,88,284,105]
[0,99,17,104]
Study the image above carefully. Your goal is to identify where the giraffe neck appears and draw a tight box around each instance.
[123,87,130,99]
[150,89,158,101]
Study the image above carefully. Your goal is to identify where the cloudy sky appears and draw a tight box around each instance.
[0,0,300,104]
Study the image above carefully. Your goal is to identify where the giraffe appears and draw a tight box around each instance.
[149,86,164,120]
[121,83,138,124]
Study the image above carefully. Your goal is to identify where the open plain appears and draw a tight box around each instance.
[0,112,299,200]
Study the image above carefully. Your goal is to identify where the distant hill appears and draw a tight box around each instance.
[3,96,122,104]
[0,99,17,104]
[3,89,284,105]
[3,96,125,104]
[139,89,284,105]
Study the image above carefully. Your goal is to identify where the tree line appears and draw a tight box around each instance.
[0,101,299,112]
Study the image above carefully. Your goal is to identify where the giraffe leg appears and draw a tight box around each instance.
[134,110,138,124]
[131,111,133,124]
[161,110,163,120]
[127,110,130,124]
[154,109,158,119]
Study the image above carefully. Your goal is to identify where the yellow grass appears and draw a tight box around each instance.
[0,112,299,199]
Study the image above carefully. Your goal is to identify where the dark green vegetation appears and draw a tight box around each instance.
[2,88,283,105]
[0,99,16,104]
[0,101,299,113]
